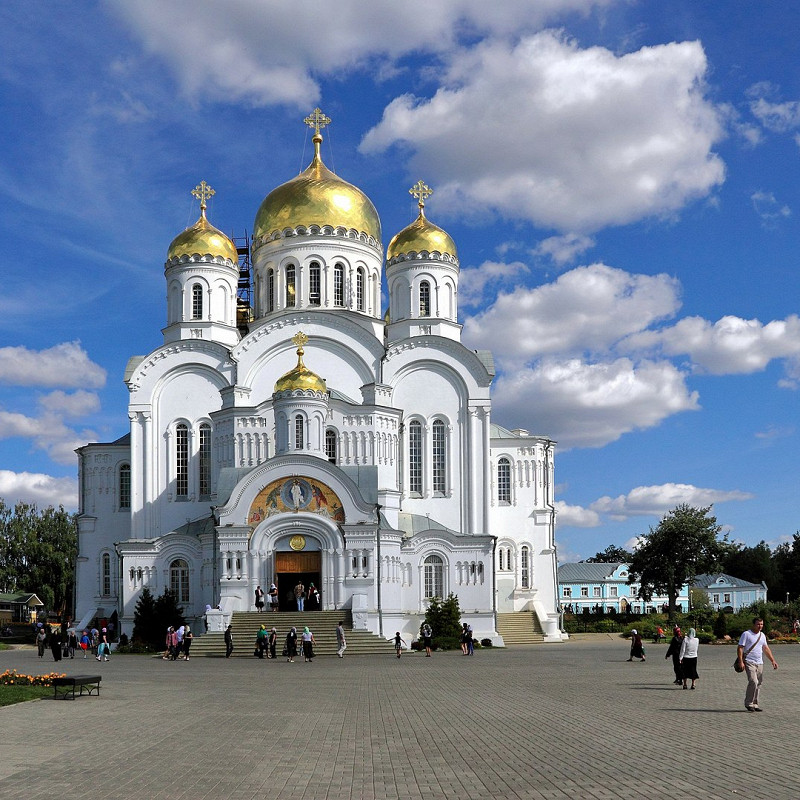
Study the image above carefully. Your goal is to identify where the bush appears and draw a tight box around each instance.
[434,636,461,651]
[713,611,727,639]
[115,642,153,655]
[480,638,493,648]
[696,630,715,644]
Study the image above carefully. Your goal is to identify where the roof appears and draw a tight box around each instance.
[171,516,216,538]
[692,573,766,590]
[396,512,459,538]
[557,562,628,582]
[0,592,44,606]
[473,349,495,377]
[490,423,552,441]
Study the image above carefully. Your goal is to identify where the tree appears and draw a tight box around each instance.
[584,545,634,563]
[423,593,462,645]
[722,541,779,595]
[132,587,157,646]
[627,504,728,621]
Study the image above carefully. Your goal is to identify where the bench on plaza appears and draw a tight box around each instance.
[52,675,102,700]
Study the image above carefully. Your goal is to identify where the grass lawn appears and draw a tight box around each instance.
[0,684,52,706]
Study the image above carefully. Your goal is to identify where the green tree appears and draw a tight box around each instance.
[584,545,634,563]
[132,587,157,647]
[713,610,727,639]
[423,593,462,647]
[722,541,779,596]
[627,504,728,621]
[770,534,800,602]
[154,589,185,647]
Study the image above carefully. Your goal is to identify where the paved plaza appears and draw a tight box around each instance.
[2,635,798,799]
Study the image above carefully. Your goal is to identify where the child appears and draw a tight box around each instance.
[393,631,406,658]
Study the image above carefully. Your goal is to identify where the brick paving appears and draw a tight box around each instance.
[1,635,798,799]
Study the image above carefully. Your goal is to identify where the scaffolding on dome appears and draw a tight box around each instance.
[233,231,252,334]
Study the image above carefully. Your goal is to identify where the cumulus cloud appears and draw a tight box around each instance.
[465,264,682,365]
[750,96,800,133]
[750,191,791,226]
[37,390,101,419]
[459,259,529,307]
[492,357,699,449]
[362,33,725,231]
[590,483,753,520]
[533,233,595,267]
[0,470,77,510]
[554,500,600,528]
[0,342,106,389]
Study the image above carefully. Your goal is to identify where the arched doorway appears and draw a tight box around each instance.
[274,550,322,610]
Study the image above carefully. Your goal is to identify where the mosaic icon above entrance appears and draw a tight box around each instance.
[248,477,345,525]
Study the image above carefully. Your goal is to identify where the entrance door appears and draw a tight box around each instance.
[275,551,321,611]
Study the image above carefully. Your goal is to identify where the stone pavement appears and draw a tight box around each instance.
[2,635,799,799]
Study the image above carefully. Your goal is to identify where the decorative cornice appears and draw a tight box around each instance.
[386,250,459,269]
[252,225,382,255]
[165,253,238,269]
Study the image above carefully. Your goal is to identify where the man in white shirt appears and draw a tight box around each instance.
[737,617,778,712]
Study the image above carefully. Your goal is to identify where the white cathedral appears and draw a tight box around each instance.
[75,110,565,644]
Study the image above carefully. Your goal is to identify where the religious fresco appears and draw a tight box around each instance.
[248,477,345,525]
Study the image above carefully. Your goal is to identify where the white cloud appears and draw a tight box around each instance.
[464,264,682,364]
[492,357,699,449]
[0,342,106,389]
[0,470,77,510]
[750,190,791,225]
[533,233,595,267]
[554,500,600,528]
[590,483,753,520]
[38,390,101,419]
[362,33,725,231]
[459,259,529,307]
[750,97,800,133]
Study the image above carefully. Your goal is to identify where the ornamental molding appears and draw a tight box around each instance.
[165,253,238,269]
[386,251,459,269]
[127,341,235,391]
[252,225,382,255]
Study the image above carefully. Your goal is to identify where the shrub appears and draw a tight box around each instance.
[481,638,493,648]
[696,630,715,644]
[713,611,727,639]
[434,636,461,651]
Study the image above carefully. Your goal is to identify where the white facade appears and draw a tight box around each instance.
[74,120,565,644]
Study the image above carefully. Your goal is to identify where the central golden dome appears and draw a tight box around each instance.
[253,130,381,243]
[274,332,327,394]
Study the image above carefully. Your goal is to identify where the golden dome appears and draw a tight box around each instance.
[253,124,381,243]
[274,332,327,394]
[167,181,238,263]
[386,179,457,262]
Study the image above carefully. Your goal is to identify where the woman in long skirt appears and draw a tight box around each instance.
[679,627,700,689]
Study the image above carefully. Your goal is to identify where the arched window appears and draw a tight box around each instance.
[266,269,274,312]
[119,463,131,509]
[295,415,304,449]
[408,420,422,495]
[521,545,530,589]
[176,424,188,497]
[334,263,345,307]
[285,264,296,307]
[432,419,446,494]
[356,267,365,311]
[325,429,337,464]
[170,559,189,603]
[424,554,444,599]
[497,457,511,504]
[102,553,111,596]
[191,283,203,320]
[309,261,321,306]
[419,280,431,317]
[199,423,211,497]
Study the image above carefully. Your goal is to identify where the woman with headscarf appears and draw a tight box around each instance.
[285,626,298,663]
[679,627,700,689]
[665,626,684,685]
[627,629,646,662]
[301,626,315,662]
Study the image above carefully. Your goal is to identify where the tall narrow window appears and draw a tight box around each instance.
[408,420,422,494]
[356,267,365,311]
[334,263,344,307]
[497,457,511,503]
[102,553,111,596]
[432,419,446,493]
[267,269,274,312]
[119,463,131,509]
[521,545,530,589]
[419,280,431,317]
[325,429,337,464]
[309,262,321,305]
[286,264,296,307]
[295,415,304,449]
[191,283,203,320]
[199,423,211,497]
[176,424,188,497]
[170,559,189,603]
[424,554,444,599]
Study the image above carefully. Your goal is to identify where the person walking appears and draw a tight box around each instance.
[50,626,62,662]
[285,626,298,662]
[294,581,305,611]
[80,630,90,658]
[301,627,315,662]
[336,621,347,658]
[67,629,78,659]
[269,582,279,612]
[679,627,700,689]
[175,624,184,660]
[307,583,320,610]
[255,585,265,612]
[224,624,234,658]
[393,631,406,658]
[36,626,46,658]
[737,617,778,712]
[421,623,433,657]
[627,629,646,661]
[466,625,474,656]
[256,624,268,659]
[665,626,684,685]
[461,623,469,655]
[96,628,110,662]
[182,626,193,660]
[268,627,278,659]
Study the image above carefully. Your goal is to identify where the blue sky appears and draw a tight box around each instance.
[1,1,799,561]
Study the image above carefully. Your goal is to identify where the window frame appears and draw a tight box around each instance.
[119,463,131,510]
[497,457,511,504]
[423,554,444,599]
[191,283,203,320]
[175,423,189,498]
[408,420,423,495]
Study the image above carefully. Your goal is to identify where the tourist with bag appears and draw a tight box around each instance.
[736,617,778,712]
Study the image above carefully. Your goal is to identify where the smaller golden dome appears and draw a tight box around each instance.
[274,332,327,394]
[386,179,457,262]
[167,181,238,263]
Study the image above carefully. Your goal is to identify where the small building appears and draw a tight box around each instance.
[691,573,767,612]
[557,562,690,614]
[0,592,44,624]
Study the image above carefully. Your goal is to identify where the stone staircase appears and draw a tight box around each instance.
[188,610,397,657]
[496,612,546,645]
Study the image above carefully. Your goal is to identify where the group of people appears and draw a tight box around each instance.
[254,583,279,612]
[664,625,699,689]
[254,581,322,612]
[225,621,347,662]
[35,623,107,662]
[460,623,474,655]
[163,625,193,660]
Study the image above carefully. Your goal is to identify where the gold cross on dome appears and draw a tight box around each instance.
[292,331,309,351]
[191,180,215,210]
[410,179,433,209]
[304,108,331,136]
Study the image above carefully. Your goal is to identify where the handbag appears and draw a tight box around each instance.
[734,633,762,672]
[282,646,288,657]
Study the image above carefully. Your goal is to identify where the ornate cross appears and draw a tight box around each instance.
[410,179,433,209]
[304,108,331,136]
[292,331,309,352]
[191,180,215,210]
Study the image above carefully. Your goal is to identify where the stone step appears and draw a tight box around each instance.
[496,612,546,645]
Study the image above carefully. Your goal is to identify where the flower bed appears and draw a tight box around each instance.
[0,669,66,687]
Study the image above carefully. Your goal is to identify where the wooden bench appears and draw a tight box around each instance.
[52,675,101,700]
